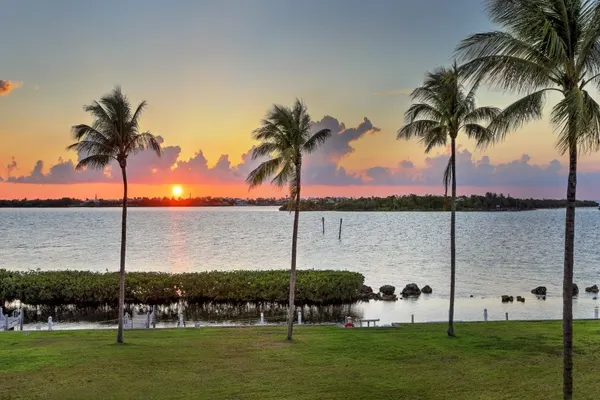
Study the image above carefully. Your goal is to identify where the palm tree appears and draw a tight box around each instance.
[246,99,331,341]
[456,1,600,397]
[397,64,500,337]
[68,87,162,344]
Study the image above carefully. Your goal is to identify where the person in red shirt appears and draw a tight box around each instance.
[344,316,355,328]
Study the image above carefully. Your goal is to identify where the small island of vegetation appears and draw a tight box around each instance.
[0,269,364,307]
[279,193,599,212]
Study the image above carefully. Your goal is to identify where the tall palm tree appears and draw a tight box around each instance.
[456,1,600,397]
[247,99,331,341]
[397,64,500,336]
[68,87,162,344]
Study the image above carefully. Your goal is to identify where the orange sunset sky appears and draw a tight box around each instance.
[2,1,600,200]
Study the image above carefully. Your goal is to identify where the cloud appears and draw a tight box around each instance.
[7,157,109,184]
[363,148,577,188]
[6,157,17,175]
[0,80,22,96]
[5,114,600,193]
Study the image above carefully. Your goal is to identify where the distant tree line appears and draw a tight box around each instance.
[0,197,286,208]
[280,193,599,212]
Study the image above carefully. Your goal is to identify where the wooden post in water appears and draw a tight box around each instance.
[338,218,343,240]
[505,312,508,321]
[483,308,488,322]
[322,217,325,234]
[411,314,414,324]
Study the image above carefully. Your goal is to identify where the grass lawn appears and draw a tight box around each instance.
[1,321,600,400]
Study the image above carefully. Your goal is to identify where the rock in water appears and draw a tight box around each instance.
[501,295,514,303]
[531,286,547,295]
[360,285,379,300]
[421,285,433,294]
[379,285,395,296]
[516,296,525,303]
[381,294,398,301]
[585,284,599,293]
[401,283,421,297]
[573,283,579,296]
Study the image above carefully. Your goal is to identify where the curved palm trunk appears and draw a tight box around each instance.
[447,137,457,337]
[563,145,577,400]
[117,166,128,344]
[287,164,301,341]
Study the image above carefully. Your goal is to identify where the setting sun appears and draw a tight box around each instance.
[172,185,183,197]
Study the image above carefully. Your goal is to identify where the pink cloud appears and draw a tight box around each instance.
[0,80,22,96]
[6,115,600,196]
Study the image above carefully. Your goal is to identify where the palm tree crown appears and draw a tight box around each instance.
[457,0,600,153]
[247,99,331,198]
[68,86,162,170]
[397,63,500,159]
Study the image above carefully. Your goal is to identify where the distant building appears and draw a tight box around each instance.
[82,199,100,207]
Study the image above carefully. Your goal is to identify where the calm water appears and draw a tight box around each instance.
[2,206,600,325]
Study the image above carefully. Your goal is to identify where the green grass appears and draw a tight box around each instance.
[1,322,600,399]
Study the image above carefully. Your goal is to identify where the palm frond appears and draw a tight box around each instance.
[67,140,115,157]
[465,124,495,147]
[580,90,600,153]
[405,103,443,123]
[458,55,557,93]
[130,101,147,129]
[252,142,281,159]
[464,106,502,124]
[488,89,551,141]
[303,128,332,153]
[127,132,162,156]
[271,160,295,188]
[443,156,452,197]
[423,126,448,153]
[75,154,112,171]
[397,120,440,141]
[246,157,285,189]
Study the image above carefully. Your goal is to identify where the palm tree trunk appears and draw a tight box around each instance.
[117,165,128,344]
[287,165,301,341]
[563,145,577,400]
[447,137,457,337]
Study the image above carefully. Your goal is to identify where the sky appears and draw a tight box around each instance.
[1,0,600,200]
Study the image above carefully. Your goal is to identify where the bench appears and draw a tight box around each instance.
[359,318,380,327]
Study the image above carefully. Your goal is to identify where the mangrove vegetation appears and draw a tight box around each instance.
[0,269,364,307]
[280,194,599,212]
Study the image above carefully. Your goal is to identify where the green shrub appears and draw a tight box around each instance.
[0,269,364,307]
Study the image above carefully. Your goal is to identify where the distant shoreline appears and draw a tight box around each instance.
[0,193,598,210]
[278,194,599,212]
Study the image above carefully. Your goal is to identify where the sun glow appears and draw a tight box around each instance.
[172,185,183,197]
